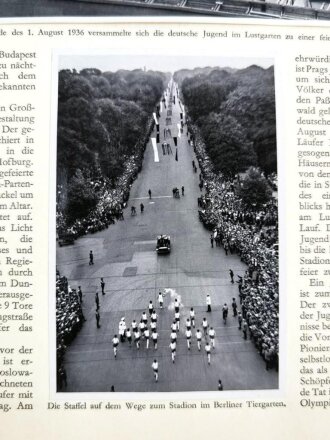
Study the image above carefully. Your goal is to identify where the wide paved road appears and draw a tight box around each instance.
[57,82,278,392]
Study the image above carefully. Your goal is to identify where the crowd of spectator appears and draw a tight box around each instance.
[191,125,279,368]
[56,271,85,389]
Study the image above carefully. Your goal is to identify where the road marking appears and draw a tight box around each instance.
[131,196,172,200]
[134,240,155,245]
[151,138,159,162]
[177,123,181,138]
[160,101,163,113]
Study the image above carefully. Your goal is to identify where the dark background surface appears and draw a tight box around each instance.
[0,0,327,20]
[0,0,202,17]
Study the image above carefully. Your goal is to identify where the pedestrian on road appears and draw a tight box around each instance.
[89,250,94,265]
[95,310,101,329]
[265,348,272,371]
[242,320,248,340]
[202,317,208,335]
[222,304,228,324]
[101,278,105,295]
[151,310,157,323]
[186,328,192,350]
[232,298,238,317]
[158,291,164,309]
[142,311,148,325]
[152,329,158,349]
[186,318,191,331]
[171,321,177,332]
[170,330,177,343]
[150,318,157,331]
[95,292,100,311]
[132,320,137,333]
[140,203,144,213]
[126,328,132,347]
[210,234,214,248]
[139,320,146,336]
[174,298,180,313]
[190,307,195,328]
[170,341,177,363]
[206,294,212,312]
[112,335,119,358]
[238,312,243,330]
[111,385,115,392]
[196,329,202,351]
[181,186,184,196]
[205,342,211,365]
[242,303,247,319]
[229,269,234,284]
[175,310,180,330]
[78,286,83,303]
[144,327,150,349]
[58,367,67,389]
[134,330,141,349]
[148,189,152,199]
[152,360,159,382]
[148,301,154,315]
[162,142,166,155]
[192,160,195,169]
[223,240,229,256]
[209,327,216,348]
[119,318,126,343]
[218,379,223,391]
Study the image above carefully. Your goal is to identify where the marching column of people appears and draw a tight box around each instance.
[110,284,277,376]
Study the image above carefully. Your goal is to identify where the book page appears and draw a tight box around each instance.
[0,17,329,439]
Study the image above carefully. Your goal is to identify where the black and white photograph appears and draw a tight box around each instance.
[55,54,279,392]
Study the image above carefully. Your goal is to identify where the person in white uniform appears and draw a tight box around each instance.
[152,359,158,382]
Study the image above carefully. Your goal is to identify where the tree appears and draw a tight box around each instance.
[66,170,98,222]
[200,113,257,177]
[57,68,167,226]
[179,65,276,175]
[237,167,273,208]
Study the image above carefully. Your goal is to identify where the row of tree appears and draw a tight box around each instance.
[57,68,169,222]
[174,65,277,177]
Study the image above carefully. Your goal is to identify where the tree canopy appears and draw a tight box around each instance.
[176,65,277,175]
[237,167,273,208]
[57,68,169,221]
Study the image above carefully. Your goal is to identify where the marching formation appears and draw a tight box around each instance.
[108,287,262,384]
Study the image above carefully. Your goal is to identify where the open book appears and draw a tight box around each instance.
[0,6,329,439]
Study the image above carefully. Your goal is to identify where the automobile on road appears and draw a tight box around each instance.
[156,235,171,254]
